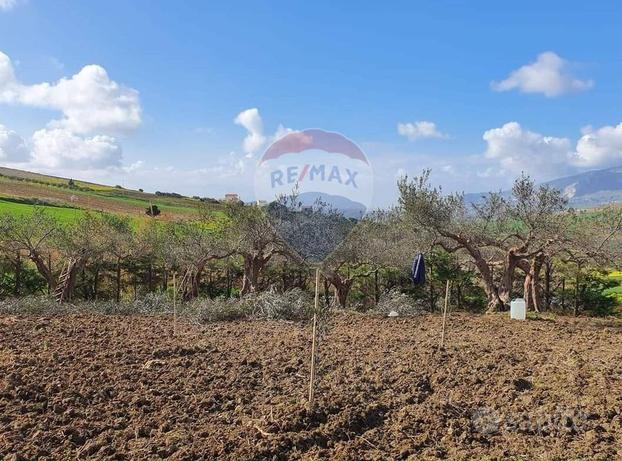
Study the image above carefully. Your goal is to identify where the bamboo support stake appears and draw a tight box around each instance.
[308,267,320,410]
[440,280,451,348]
[173,272,177,336]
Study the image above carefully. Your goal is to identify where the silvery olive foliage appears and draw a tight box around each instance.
[266,191,357,264]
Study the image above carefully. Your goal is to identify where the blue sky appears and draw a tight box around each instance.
[1,0,622,206]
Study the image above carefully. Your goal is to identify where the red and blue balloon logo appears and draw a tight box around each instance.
[254,129,373,218]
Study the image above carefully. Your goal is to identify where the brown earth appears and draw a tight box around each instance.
[1,312,621,460]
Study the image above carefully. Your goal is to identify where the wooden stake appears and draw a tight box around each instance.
[173,272,177,336]
[308,267,320,410]
[440,280,451,348]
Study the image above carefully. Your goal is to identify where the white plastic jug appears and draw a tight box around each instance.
[510,298,526,320]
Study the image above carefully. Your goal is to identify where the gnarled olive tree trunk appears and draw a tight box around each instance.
[521,253,545,312]
[241,252,272,295]
[28,250,56,292]
[460,242,520,313]
[56,258,87,303]
[181,261,208,301]
[323,270,354,309]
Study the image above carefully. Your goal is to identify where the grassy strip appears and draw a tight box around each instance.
[0,198,86,222]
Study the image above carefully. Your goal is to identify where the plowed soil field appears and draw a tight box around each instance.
[1,313,621,460]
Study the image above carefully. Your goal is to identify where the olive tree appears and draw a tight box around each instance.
[225,203,288,295]
[54,213,110,302]
[163,217,234,300]
[0,208,59,291]
[552,205,622,315]
[100,214,136,302]
[319,209,416,308]
[398,171,568,312]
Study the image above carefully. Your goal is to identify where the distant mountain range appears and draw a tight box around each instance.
[297,191,366,219]
[465,166,622,208]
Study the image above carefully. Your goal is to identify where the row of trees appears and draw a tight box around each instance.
[0,173,621,315]
[398,172,622,312]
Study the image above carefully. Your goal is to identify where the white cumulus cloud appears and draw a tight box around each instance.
[482,122,573,178]
[397,121,447,141]
[0,124,29,162]
[0,0,19,11]
[0,50,142,171]
[0,52,17,88]
[273,123,294,141]
[0,51,141,135]
[572,122,622,168]
[234,108,266,155]
[234,108,296,156]
[491,52,593,98]
[30,128,122,169]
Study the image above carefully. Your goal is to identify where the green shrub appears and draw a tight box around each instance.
[373,289,424,317]
[244,288,313,320]
[190,289,313,323]
[132,292,172,314]
[191,296,252,322]
[0,296,68,315]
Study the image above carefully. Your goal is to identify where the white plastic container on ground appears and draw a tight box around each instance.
[510,298,526,320]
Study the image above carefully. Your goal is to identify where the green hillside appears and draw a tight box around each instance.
[0,166,223,220]
[0,197,86,222]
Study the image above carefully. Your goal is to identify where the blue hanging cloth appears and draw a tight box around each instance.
[411,253,426,286]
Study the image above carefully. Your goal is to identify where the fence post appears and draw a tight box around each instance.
[440,280,451,348]
[308,267,320,410]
